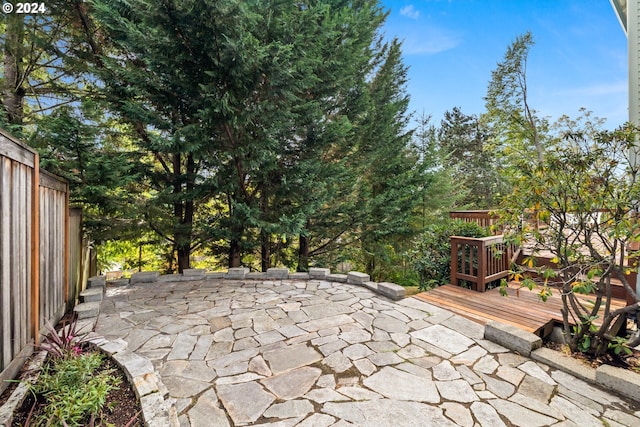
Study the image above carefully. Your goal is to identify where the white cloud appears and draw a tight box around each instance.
[400,5,420,20]
[402,27,461,55]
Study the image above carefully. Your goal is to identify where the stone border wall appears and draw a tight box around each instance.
[78,267,406,313]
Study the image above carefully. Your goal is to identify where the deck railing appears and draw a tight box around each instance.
[449,210,500,231]
[450,235,518,292]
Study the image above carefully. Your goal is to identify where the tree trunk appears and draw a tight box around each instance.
[298,233,309,272]
[261,231,271,272]
[366,257,375,277]
[2,14,25,126]
[174,200,193,273]
[177,244,190,273]
[229,239,241,268]
[172,153,194,273]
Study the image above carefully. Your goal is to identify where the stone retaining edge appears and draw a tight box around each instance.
[0,351,47,426]
[91,336,179,427]
[486,320,640,403]
[101,267,407,301]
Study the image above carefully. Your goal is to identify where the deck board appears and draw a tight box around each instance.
[414,283,627,337]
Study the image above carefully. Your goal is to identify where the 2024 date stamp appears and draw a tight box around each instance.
[2,2,48,14]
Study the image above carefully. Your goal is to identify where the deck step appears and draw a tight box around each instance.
[415,283,627,339]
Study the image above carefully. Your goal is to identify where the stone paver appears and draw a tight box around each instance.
[94,278,640,426]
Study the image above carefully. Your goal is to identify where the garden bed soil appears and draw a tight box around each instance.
[9,355,143,426]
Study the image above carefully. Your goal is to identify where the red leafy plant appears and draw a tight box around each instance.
[38,315,91,359]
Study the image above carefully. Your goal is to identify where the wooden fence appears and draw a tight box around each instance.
[0,129,81,394]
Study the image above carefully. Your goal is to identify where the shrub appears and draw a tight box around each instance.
[411,219,490,290]
[39,315,91,360]
[499,123,640,356]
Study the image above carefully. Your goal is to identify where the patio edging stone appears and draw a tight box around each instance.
[103,267,408,301]
[486,320,640,403]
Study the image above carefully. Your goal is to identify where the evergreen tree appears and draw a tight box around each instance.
[483,32,550,171]
[87,0,388,272]
[412,113,457,228]
[1,1,95,131]
[1,2,145,250]
[352,39,423,278]
[438,107,505,208]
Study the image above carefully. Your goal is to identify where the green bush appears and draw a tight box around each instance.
[411,219,490,290]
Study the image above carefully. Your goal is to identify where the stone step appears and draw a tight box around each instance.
[87,275,106,290]
[183,268,206,279]
[267,268,289,279]
[130,271,160,284]
[288,272,310,280]
[226,267,250,279]
[73,301,101,319]
[80,287,103,303]
[377,282,406,301]
[326,273,348,283]
[309,268,330,279]
[107,278,130,287]
[347,271,370,285]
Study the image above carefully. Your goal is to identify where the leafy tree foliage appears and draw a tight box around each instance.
[410,114,457,230]
[500,118,640,356]
[0,0,458,280]
[85,0,416,273]
[1,1,95,131]
[1,2,146,249]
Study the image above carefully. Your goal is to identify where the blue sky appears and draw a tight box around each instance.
[380,0,628,129]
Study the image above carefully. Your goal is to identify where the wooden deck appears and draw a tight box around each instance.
[414,283,628,338]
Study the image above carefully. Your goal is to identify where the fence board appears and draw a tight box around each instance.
[0,154,34,391]
[68,209,83,307]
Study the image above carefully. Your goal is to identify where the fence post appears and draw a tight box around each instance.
[30,153,40,342]
[64,184,69,308]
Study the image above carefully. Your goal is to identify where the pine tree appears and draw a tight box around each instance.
[87,0,388,272]
[483,32,550,170]
[352,39,423,277]
[438,107,505,208]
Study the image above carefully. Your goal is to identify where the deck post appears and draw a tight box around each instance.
[478,239,487,292]
[450,239,458,287]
